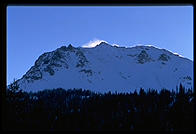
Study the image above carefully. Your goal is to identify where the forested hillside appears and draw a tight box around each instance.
[5,84,194,131]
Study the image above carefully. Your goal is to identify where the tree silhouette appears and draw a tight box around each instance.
[5,85,194,131]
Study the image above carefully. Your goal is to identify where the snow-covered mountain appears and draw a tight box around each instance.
[13,42,193,93]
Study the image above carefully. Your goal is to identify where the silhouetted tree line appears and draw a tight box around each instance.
[5,82,194,131]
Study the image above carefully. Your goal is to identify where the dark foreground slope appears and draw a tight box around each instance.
[5,85,194,131]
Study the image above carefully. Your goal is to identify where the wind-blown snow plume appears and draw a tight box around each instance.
[82,39,107,48]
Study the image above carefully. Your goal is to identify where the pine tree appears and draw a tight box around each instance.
[179,83,185,95]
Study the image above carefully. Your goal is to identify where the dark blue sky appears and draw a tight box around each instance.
[7,6,193,84]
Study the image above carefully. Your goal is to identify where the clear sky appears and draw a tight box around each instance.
[7,6,193,85]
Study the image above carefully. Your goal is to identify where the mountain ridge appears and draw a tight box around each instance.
[11,42,193,93]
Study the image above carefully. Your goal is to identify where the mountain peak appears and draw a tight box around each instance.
[14,42,193,93]
[96,41,110,47]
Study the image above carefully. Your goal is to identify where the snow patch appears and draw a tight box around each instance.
[173,53,184,58]
[112,44,120,47]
